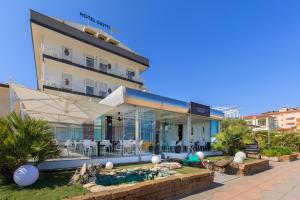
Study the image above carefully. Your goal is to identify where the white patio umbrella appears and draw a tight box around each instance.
[10,84,113,124]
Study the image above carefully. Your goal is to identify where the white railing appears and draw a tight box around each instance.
[41,47,144,84]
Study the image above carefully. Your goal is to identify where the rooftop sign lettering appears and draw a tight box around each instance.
[80,12,111,31]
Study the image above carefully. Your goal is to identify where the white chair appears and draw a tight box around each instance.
[100,140,112,155]
[82,140,92,157]
[168,141,177,152]
[199,140,206,151]
[114,140,122,155]
[182,141,189,152]
[123,140,132,154]
[139,140,144,153]
[64,140,73,156]
[90,141,98,156]
[162,142,169,152]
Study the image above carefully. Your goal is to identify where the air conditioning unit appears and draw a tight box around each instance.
[62,47,72,61]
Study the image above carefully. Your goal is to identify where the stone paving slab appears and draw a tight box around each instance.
[181,160,300,200]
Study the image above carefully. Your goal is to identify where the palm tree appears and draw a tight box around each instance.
[0,113,60,182]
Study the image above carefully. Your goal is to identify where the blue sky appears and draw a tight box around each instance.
[0,0,300,115]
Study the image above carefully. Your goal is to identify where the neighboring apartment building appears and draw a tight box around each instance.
[213,106,240,118]
[263,107,300,130]
[243,114,276,132]
[0,83,10,117]
[244,107,300,131]
[30,10,148,102]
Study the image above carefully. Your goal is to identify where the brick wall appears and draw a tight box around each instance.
[279,153,298,162]
[225,160,269,176]
[70,172,214,200]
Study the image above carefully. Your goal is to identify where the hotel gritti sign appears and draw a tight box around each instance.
[80,12,112,31]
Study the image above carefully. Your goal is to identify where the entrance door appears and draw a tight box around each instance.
[178,124,183,141]
[106,116,113,141]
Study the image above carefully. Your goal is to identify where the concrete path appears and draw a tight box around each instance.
[181,160,300,200]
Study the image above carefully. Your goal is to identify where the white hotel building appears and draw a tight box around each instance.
[3,10,224,169]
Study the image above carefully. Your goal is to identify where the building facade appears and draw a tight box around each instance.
[213,106,240,118]
[243,114,276,132]
[3,10,224,169]
[0,83,10,118]
[31,10,147,102]
[244,107,300,131]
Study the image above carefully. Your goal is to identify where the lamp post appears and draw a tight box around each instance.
[267,128,270,149]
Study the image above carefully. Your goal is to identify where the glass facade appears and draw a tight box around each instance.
[54,126,83,142]
[94,116,104,141]
[50,106,220,159]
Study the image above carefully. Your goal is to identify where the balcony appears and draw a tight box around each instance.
[43,81,106,99]
[42,47,144,85]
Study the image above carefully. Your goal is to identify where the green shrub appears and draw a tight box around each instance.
[261,146,292,157]
[272,133,300,152]
[212,119,251,155]
[0,113,60,183]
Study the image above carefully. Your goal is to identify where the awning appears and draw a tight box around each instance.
[101,86,224,120]
[100,86,189,114]
[10,84,113,124]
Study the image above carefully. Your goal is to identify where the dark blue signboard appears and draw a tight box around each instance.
[190,102,210,117]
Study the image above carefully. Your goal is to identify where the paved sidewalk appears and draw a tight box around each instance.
[181,160,300,200]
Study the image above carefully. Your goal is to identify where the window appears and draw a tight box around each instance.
[62,47,72,61]
[86,86,94,95]
[287,117,295,120]
[258,119,266,126]
[62,73,72,90]
[99,63,107,72]
[86,56,94,68]
[99,58,109,73]
[85,79,94,95]
[126,70,135,80]
[98,82,107,98]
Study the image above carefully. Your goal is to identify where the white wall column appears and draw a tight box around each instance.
[187,114,192,153]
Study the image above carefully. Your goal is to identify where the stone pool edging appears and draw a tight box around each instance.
[69,171,214,200]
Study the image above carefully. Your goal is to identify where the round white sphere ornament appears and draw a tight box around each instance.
[235,151,247,160]
[233,156,244,164]
[151,155,160,164]
[196,151,205,160]
[105,161,114,170]
[13,165,39,187]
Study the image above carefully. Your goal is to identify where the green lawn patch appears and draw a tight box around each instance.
[174,166,206,174]
[0,170,88,200]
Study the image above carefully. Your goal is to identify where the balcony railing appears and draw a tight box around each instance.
[43,82,106,99]
[42,47,144,85]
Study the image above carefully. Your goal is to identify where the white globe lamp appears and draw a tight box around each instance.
[105,161,114,170]
[233,156,244,164]
[151,155,160,164]
[13,165,39,187]
[235,151,246,160]
[196,151,205,160]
